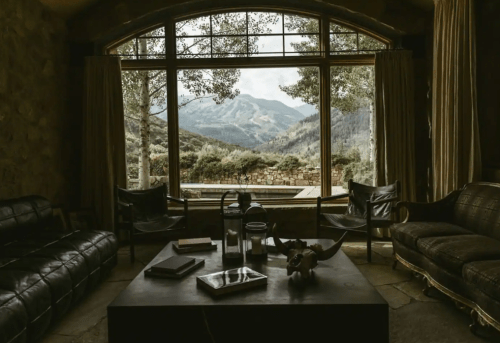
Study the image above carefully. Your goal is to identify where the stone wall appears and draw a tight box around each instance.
[181,165,344,186]
[0,0,76,205]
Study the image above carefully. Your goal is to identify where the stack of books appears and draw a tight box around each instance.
[144,255,204,279]
[173,237,218,254]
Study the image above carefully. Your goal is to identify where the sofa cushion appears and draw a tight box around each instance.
[463,260,500,301]
[0,289,28,343]
[0,196,52,245]
[391,222,474,249]
[417,235,500,274]
[453,183,500,240]
[0,269,52,341]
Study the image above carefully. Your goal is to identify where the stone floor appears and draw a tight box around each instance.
[40,238,500,343]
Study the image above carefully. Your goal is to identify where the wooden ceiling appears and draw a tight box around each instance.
[38,0,434,19]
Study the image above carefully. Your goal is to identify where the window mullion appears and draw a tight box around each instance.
[320,15,331,197]
[166,18,181,198]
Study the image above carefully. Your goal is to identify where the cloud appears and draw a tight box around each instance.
[178,68,312,107]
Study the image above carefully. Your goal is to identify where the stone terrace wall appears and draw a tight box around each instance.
[180,165,344,186]
[0,0,76,205]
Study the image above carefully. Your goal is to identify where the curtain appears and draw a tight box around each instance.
[81,57,127,232]
[432,0,480,200]
[374,50,417,236]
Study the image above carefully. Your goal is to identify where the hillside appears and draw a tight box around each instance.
[124,114,247,176]
[158,94,305,148]
[256,107,371,158]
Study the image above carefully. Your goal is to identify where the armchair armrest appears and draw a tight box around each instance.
[397,189,461,223]
[166,195,186,205]
[166,195,189,219]
[116,200,132,209]
[116,200,134,225]
[317,193,349,203]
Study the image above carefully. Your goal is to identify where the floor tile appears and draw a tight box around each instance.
[50,281,129,336]
[375,284,412,309]
[356,263,412,286]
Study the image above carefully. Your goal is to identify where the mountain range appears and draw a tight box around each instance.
[256,107,371,158]
[158,94,306,149]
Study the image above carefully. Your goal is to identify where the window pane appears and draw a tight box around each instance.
[359,33,386,52]
[113,39,136,59]
[122,70,168,190]
[248,35,283,56]
[248,12,282,34]
[330,66,374,191]
[176,37,211,58]
[284,14,319,33]
[212,12,247,35]
[330,33,357,53]
[140,27,165,37]
[176,16,210,36]
[285,34,320,54]
[330,22,354,33]
[212,36,247,57]
[178,67,320,200]
[137,38,165,59]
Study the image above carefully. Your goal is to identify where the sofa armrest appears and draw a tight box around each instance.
[397,190,462,222]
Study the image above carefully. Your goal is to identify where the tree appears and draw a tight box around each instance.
[118,13,280,189]
[279,19,382,161]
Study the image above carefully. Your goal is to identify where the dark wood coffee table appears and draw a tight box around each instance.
[108,240,388,343]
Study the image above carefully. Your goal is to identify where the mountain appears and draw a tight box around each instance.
[158,94,305,149]
[293,103,318,117]
[255,107,371,158]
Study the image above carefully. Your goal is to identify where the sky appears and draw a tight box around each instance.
[177,68,310,108]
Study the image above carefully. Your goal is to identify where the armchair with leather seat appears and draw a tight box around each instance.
[317,179,400,262]
[114,183,189,262]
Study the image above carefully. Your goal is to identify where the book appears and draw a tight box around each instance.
[150,256,195,274]
[178,237,212,247]
[145,258,205,279]
[196,267,267,296]
[173,242,218,254]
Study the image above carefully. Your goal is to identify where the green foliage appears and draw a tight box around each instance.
[276,156,304,171]
[180,152,198,169]
[341,160,374,189]
[190,153,224,180]
[331,154,354,166]
[150,153,168,176]
[278,17,378,114]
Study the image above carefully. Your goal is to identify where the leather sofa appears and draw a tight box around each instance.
[391,182,500,333]
[0,196,118,343]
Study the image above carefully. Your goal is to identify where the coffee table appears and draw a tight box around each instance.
[108,240,388,343]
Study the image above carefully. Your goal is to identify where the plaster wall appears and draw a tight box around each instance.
[0,0,78,205]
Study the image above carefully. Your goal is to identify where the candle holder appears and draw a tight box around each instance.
[220,190,244,265]
[245,222,268,261]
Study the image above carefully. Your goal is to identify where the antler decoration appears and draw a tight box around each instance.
[272,224,347,279]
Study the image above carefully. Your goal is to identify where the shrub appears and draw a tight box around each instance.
[232,151,266,174]
[190,154,224,180]
[276,155,303,171]
[341,159,374,189]
[180,152,198,169]
[150,153,168,176]
[331,154,353,166]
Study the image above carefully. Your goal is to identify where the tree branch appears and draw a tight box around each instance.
[149,82,167,98]
[178,95,213,108]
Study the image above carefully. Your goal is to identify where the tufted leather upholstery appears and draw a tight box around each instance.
[0,196,118,343]
[391,182,500,331]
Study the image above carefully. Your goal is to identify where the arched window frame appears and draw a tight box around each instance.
[107,7,392,206]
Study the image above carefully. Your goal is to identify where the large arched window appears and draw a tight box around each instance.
[109,9,389,205]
